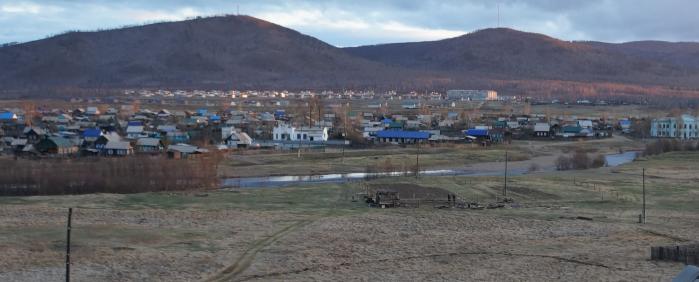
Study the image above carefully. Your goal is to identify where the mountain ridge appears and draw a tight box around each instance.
[2,15,699,97]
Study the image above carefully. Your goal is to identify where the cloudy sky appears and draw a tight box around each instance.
[1,0,698,47]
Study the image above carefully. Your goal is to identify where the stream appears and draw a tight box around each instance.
[222,151,639,188]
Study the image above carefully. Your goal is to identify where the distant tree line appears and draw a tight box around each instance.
[644,139,699,156]
[0,154,222,196]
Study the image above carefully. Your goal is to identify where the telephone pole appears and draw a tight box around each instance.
[65,208,72,282]
[416,141,420,179]
[504,150,508,197]
[642,168,646,224]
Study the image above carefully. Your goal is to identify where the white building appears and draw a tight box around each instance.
[273,124,328,142]
[446,90,498,101]
[650,115,698,139]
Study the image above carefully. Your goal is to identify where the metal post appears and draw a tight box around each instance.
[642,168,646,224]
[65,208,72,282]
[504,151,508,197]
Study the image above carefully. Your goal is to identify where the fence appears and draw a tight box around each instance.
[651,244,699,265]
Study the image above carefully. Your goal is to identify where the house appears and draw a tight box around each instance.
[94,133,122,150]
[0,112,18,122]
[650,117,677,138]
[224,131,253,148]
[577,120,593,129]
[295,127,328,142]
[489,128,506,143]
[375,130,430,144]
[86,107,101,115]
[126,125,145,139]
[157,125,178,134]
[401,100,420,109]
[272,124,328,142]
[36,137,78,155]
[446,90,498,101]
[222,127,252,148]
[10,138,28,152]
[619,120,632,133]
[679,115,699,139]
[23,127,46,143]
[166,131,189,143]
[55,114,73,124]
[103,140,134,156]
[362,126,384,138]
[82,128,103,143]
[136,138,164,153]
[209,115,222,123]
[167,143,207,159]
[465,129,489,139]
[534,123,551,137]
[157,109,171,118]
[560,125,583,138]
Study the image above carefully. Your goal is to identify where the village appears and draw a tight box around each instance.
[0,89,652,160]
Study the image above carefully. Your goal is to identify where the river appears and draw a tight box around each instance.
[222,151,639,188]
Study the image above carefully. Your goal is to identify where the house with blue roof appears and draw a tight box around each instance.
[0,112,18,122]
[375,130,430,144]
[82,128,103,142]
[209,115,221,123]
[619,119,632,133]
[464,128,491,144]
[465,129,489,137]
[274,110,287,119]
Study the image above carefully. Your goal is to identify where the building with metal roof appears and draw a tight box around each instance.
[375,130,430,144]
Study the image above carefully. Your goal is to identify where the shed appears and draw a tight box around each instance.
[375,130,430,144]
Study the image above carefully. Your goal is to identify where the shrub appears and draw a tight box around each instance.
[590,154,606,168]
[0,155,221,196]
[571,150,590,170]
[555,155,572,171]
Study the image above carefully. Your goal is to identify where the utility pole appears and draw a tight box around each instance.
[504,150,508,197]
[65,208,72,282]
[642,168,646,224]
[416,141,420,179]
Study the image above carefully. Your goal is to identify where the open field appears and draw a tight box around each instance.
[1,150,697,281]
[221,135,645,178]
[220,145,532,178]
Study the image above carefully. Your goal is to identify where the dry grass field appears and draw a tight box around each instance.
[0,149,696,281]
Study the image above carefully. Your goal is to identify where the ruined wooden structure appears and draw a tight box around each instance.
[651,243,699,265]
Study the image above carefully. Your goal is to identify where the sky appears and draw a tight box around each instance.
[1,0,698,47]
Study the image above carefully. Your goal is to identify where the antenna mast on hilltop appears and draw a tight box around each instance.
[497,3,500,27]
